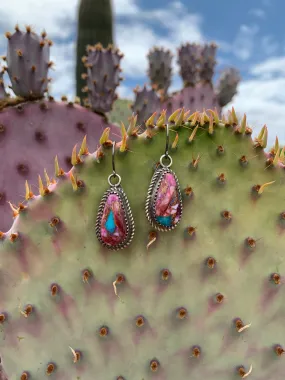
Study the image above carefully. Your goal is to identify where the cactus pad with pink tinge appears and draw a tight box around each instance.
[84,43,124,114]
[147,47,173,96]
[131,85,161,125]
[0,99,118,232]
[199,43,217,83]
[5,26,50,98]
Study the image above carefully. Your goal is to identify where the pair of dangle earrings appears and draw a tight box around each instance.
[96,125,183,250]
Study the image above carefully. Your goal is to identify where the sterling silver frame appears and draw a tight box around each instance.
[145,165,183,232]
[95,185,135,251]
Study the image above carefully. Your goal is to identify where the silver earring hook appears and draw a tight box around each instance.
[108,141,122,186]
[160,124,172,168]
[165,123,169,158]
[112,140,116,175]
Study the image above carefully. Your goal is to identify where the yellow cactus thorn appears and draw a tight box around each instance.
[69,346,80,363]
[231,107,238,125]
[71,144,82,166]
[254,125,267,148]
[25,180,34,200]
[189,111,199,126]
[147,231,157,250]
[156,110,166,128]
[273,136,279,155]
[192,154,200,169]
[44,169,51,187]
[8,201,19,218]
[175,108,185,126]
[257,124,266,140]
[99,127,112,146]
[273,147,281,166]
[54,156,64,177]
[145,112,156,127]
[239,364,253,378]
[261,125,268,148]
[208,108,219,125]
[120,122,127,153]
[172,133,179,149]
[202,109,210,123]
[127,113,138,136]
[188,125,199,143]
[183,110,191,121]
[258,181,275,195]
[208,113,214,135]
[70,173,78,191]
[199,111,205,127]
[168,108,181,123]
[79,135,88,156]
[38,175,49,196]
[239,114,247,134]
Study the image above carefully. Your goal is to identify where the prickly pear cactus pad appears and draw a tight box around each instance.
[0,109,285,379]
[0,99,119,233]
[161,83,221,118]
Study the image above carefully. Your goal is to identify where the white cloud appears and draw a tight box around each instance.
[0,0,139,37]
[0,0,77,38]
[226,59,285,146]
[0,0,204,100]
[250,56,285,77]
[113,0,139,15]
[249,8,266,19]
[233,24,259,61]
[114,1,203,79]
[117,84,132,99]
[261,35,279,56]
[115,24,158,78]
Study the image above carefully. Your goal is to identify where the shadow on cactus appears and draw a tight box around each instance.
[0,105,285,379]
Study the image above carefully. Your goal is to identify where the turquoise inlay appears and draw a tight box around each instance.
[105,210,116,234]
[156,215,172,226]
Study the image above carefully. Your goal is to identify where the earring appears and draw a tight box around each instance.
[145,124,183,231]
[96,141,135,250]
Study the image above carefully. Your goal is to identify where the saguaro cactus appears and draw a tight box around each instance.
[76,0,114,100]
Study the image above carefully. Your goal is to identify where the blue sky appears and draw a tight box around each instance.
[0,0,285,145]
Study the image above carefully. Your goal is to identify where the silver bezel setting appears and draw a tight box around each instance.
[96,185,135,250]
[145,166,183,232]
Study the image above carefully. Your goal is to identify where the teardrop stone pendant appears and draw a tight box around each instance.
[145,166,183,231]
[96,186,135,250]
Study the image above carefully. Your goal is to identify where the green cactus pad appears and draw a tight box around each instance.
[0,109,285,379]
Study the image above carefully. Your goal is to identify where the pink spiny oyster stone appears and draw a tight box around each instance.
[155,173,182,227]
[100,193,127,246]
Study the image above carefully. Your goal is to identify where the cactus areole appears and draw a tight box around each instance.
[0,104,285,379]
